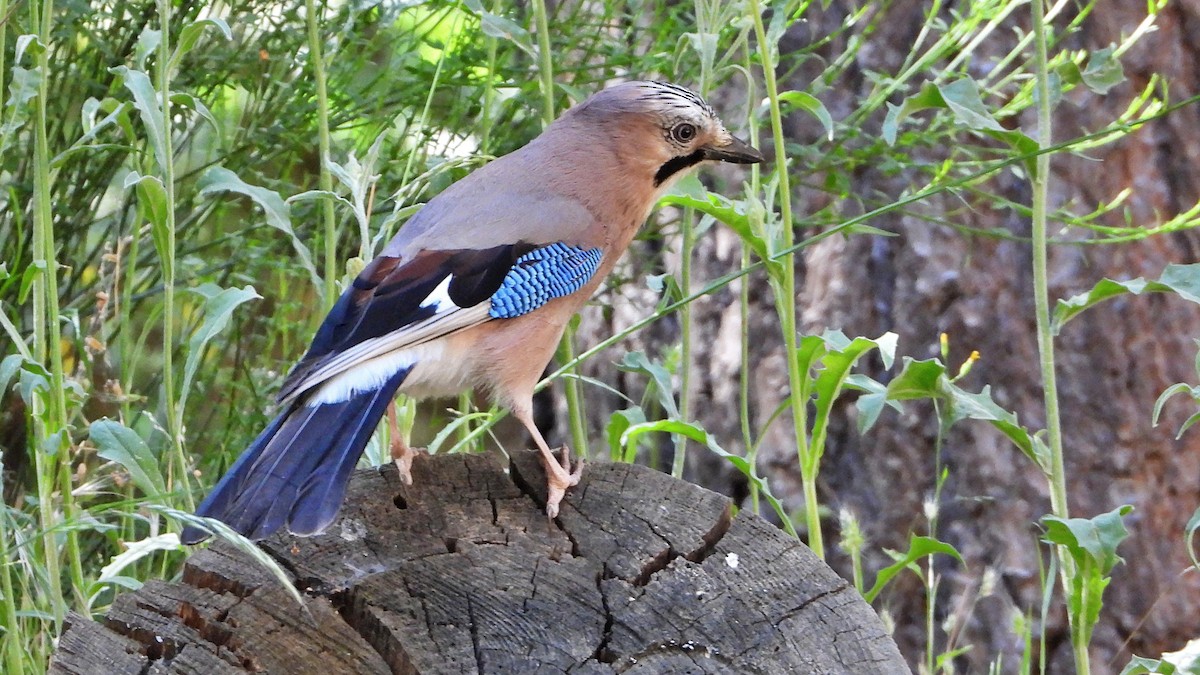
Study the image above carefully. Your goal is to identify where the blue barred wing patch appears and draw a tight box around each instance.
[489,243,603,319]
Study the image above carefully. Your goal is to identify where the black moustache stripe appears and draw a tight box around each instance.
[654,150,706,186]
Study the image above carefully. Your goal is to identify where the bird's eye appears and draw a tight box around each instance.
[671,123,697,143]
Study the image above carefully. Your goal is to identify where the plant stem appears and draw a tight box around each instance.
[156,0,192,512]
[749,0,817,557]
[1029,1,1082,672]
[0,485,20,673]
[30,0,81,623]
[740,40,761,515]
[305,0,338,310]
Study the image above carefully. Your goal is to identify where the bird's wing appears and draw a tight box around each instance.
[277,241,603,402]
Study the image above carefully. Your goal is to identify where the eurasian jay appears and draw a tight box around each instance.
[181,81,762,544]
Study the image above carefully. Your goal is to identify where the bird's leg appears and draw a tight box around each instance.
[514,408,583,518]
[387,401,420,485]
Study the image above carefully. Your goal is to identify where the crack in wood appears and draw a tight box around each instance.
[54,455,906,674]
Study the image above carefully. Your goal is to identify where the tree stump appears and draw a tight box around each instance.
[52,451,908,674]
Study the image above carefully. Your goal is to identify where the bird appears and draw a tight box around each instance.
[181,80,762,544]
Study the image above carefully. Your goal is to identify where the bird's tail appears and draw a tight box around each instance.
[181,368,410,544]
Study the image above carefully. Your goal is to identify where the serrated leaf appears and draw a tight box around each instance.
[938,78,1004,132]
[1053,264,1200,334]
[658,190,769,265]
[198,167,320,290]
[1042,504,1134,575]
[1082,46,1125,95]
[864,534,963,602]
[617,352,677,419]
[1119,655,1174,675]
[882,82,949,145]
[90,419,165,495]
[778,91,834,141]
[5,66,40,109]
[810,332,894,468]
[886,358,946,399]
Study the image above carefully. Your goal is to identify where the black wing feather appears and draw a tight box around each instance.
[278,243,530,401]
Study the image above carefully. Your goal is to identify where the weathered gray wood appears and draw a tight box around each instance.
[51,451,907,674]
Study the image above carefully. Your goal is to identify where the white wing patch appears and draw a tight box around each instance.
[419,275,456,313]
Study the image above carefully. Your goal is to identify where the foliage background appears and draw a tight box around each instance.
[2,0,1199,672]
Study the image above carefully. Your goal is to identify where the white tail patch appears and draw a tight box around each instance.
[306,342,445,406]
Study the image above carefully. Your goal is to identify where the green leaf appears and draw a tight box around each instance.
[937,78,1004,132]
[777,91,834,141]
[810,331,895,469]
[170,93,220,134]
[111,66,169,171]
[478,12,535,59]
[1120,655,1175,675]
[95,533,182,591]
[617,352,678,419]
[0,354,27,397]
[658,190,770,266]
[1185,505,1200,572]
[606,407,646,462]
[863,534,963,602]
[426,411,492,455]
[125,173,172,280]
[133,27,161,69]
[5,65,40,109]
[179,284,261,416]
[154,505,307,610]
[170,18,232,73]
[882,82,947,145]
[886,358,1045,467]
[1042,504,1134,576]
[1153,383,1198,431]
[846,374,898,435]
[1082,46,1125,95]
[198,167,320,290]
[1053,264,1200,334]
[90,419,166,496]
[886,358,946,400]
[944,385,1041,466]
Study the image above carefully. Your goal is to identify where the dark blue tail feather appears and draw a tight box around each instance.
[181,368,410,544]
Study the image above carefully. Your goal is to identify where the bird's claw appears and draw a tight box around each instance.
[391,443,426,486]
[544,446,584,519]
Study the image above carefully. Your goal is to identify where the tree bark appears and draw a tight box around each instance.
[563,3,1200,672]
[52,452,906,674]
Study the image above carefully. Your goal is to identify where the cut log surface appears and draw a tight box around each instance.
[52,451,908,674]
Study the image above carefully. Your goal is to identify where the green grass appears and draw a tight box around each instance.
[1,0,1197,672]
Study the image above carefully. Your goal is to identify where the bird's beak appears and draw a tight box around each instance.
[701,135,764,164]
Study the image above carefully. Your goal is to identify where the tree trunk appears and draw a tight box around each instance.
[52,453,906,674]
[564,3,1200,672]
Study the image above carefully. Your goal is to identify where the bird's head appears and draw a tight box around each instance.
[560,81,764,191]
